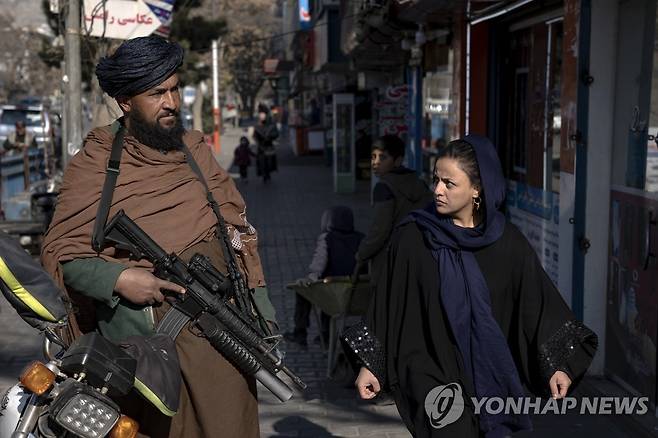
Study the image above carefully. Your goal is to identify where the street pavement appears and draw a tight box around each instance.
[0,126,653,437]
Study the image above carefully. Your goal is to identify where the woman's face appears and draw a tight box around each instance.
[433,158,480,225]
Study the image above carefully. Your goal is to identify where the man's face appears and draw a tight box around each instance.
[371,148,402,177]
[121,74,181,130]
[15,122,25,135]
[118,74,185,151]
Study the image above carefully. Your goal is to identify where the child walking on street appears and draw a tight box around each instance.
[234,136,255,182]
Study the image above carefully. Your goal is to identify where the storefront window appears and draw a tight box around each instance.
[423,70,453,148]
[498,19,563,287]
[422,46,453,180]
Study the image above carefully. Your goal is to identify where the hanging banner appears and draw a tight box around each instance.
[83,0,175,40]
[375,84,410,138]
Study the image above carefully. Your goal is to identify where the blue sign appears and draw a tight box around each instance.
[299,0,311,30]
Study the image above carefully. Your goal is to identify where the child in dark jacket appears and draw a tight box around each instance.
[285,206,364,347]
[234,136,256,181]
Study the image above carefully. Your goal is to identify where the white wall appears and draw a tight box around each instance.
[582,0,619,375]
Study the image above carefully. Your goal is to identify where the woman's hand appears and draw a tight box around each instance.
[549,371,572,399]
[355,367,381,400]
[114,268,185,305]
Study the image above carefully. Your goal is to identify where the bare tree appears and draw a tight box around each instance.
[225,27,269,117]
[219,0,281,117]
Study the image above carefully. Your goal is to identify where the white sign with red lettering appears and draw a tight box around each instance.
[83,0,170,40]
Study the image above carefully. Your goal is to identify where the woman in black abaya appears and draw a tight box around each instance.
[342,135,597,438]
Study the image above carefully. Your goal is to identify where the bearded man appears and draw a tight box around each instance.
[41,36,276,437]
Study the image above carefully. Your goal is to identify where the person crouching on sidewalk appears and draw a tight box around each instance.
[285,206,364,347]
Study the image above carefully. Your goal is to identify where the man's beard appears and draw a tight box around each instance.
[128,109,186,152]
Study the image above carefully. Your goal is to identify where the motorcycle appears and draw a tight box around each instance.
[0,230,177,438]
[1,330,140,438]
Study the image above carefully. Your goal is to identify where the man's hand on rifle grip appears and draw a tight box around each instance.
[114,267,186,306]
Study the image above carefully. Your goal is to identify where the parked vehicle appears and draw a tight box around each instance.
[0,104,51,147]
[1,172,61,255]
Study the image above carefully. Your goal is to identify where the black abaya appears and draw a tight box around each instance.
[344,220,597,437]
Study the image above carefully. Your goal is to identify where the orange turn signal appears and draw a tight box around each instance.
[110,415,139,438]
[19,361,55,396]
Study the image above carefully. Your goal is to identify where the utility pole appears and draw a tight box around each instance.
[64,0,82,167]
[211,38,222,155]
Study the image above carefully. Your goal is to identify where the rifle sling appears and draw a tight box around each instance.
[92,122,124,252]
[179,144,237,273]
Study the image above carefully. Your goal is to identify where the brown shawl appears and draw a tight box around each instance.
[41,124,265,337]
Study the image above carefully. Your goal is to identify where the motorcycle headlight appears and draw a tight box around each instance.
[50,381,120,438]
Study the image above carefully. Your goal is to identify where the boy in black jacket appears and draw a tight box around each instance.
[356,135,433,287]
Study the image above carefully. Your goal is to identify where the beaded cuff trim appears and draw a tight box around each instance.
[537,319,596,382]
[341,323,386,384]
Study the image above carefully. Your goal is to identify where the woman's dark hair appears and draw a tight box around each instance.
[372,135,405,159]
[437,140,482,192]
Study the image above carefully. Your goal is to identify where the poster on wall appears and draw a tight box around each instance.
[375,85,409,138]
[605,188,658,403]
[505,181,559,286]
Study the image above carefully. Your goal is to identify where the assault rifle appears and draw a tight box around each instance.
[103,210,306,402]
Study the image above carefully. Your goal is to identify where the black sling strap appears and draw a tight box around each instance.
[180,143,236,273]
[179,144,260,324]
[92,122,125,253]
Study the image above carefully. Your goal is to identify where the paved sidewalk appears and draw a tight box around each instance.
[233,138,409,438]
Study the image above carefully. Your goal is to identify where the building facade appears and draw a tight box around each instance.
[292,0,658,414]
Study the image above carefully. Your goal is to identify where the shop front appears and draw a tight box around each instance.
[468,0,570,294]
[421,39,456,182]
